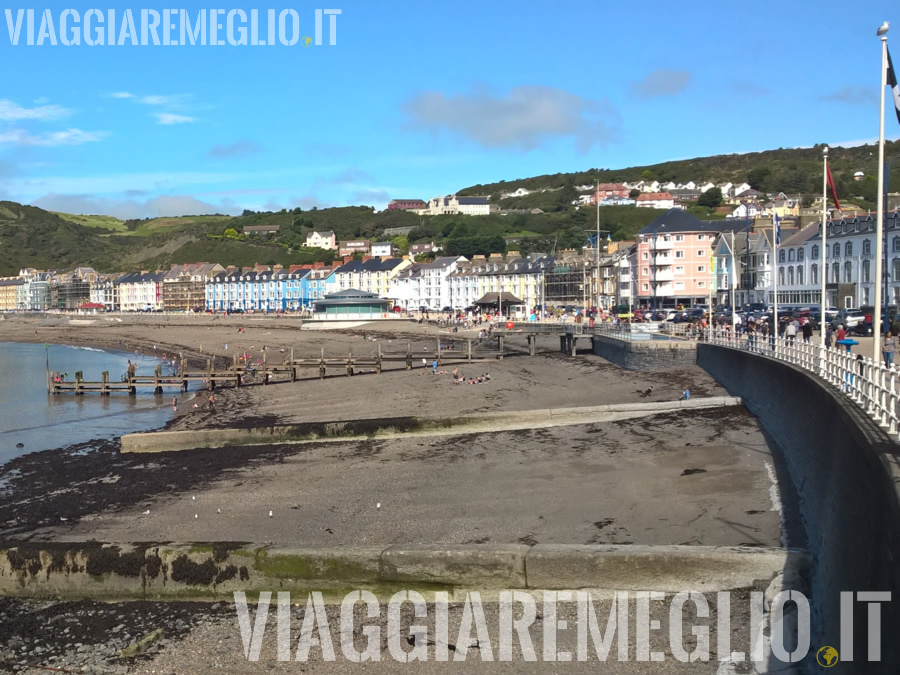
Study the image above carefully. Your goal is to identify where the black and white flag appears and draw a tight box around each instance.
[889,45,900,126]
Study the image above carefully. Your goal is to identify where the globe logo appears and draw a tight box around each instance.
[303,36,313,47]
[816,646,839,667]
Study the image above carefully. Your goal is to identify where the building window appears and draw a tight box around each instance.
[863,239,871,255]
[863,260,871,283]
[779,250,785,263]
[788,267,794,285]
[893,259,900,282]
[696,249,705,257]
[811,264,818,285]
[697,265,705,273]
[697,281,705,288]
[812,245,819,259]
[674,281,685,289]
[697,234,706,241]
[674,235,685,242]
[798,267,804,285]
[788,249,795,262]
[642,283,649,291]
[833,243,840,258]
[642,252,649,260]
[675,266,685,274]
[642,268,649,276]
[844,261,852,283]
[832,263,840,283]
[894,237,900,253]
[797,248,805,262]
[778,268,785,285]
[675,251,685,258]
[845,242,852,257]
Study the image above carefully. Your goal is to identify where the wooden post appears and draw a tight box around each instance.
[154,365,163,395]
[498,335,504,358]
[467,339,472,363]
[101,371,109,395]
[377,343,382,374]
[406,341,412,370]
[128,364,136,396]
[436,339,441,367]
[45,353,50,394]
[290,347,296,382]
[75,371,83,395]
[207,359,214,391]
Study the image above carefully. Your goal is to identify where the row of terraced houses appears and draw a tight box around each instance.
[5,209,900,314]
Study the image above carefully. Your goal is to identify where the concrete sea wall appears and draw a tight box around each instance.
[0,543,792,601]
[698,344,900,670]
[591,335,697,371]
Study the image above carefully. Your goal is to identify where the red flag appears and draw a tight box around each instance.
[826,163,842,213]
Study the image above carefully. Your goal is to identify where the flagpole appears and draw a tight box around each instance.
[874,29,889,359]
[821,146,829,354]
[772,216,778,330]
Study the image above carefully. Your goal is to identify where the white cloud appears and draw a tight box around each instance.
[207,140,262,158]
[404,85,620,152]
[0,128,107,147]
[0,99,72,121]
[629,69,693,98]
[140,94,187,106]
[154,113,195,125]
[820,87,878,105]
[109,92,135,99]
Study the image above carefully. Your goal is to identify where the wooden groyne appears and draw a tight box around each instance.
[48,339,501,395]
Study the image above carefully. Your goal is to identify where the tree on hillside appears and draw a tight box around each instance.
[697,187,723,208]
[629,189,641,199]
[641,170,653,181]
[747,167,772,193]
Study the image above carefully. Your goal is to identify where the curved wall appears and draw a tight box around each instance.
[698,344,900,671]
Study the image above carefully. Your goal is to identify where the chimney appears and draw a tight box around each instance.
[313,262,324,269]
[343,256,352,263]
[507,250,520,258]
[362,256,372,262]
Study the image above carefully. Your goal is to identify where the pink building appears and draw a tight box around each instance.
[634,209,742,308]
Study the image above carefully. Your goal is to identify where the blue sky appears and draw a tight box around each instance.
[1,0,898,218]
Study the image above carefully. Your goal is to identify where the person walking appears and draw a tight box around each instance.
[785,320,798,342]
[801,320,813,344]
[825,323,834,349]
[883,330,895,368]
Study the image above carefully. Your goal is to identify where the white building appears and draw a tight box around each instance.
[371,242,395,257]
[635,192,676,209]
[417,195,490,216]
[306,230,337,250]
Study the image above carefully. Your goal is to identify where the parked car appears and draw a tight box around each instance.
[850,320,874,337]
[838,308,865,328]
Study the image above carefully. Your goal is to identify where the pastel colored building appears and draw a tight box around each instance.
[634,209,745,308]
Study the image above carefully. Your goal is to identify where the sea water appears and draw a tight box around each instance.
[0,342,181,463]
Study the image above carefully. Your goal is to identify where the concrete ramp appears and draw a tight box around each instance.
[121,396,743,453]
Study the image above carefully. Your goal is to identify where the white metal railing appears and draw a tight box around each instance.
[707,332,900,440]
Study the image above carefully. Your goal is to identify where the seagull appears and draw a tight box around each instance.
[191,496,196,501]
[142,510,150,515]
[877,21,889,36]
[268,510,273,517]
[377,503,381,509]
[640,386,653,398]
[194,513,199,519]
[217,508,221,514]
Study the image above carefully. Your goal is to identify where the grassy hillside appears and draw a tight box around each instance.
[458,140,900,212]
[0,202,122,275]
[0,198,667,276]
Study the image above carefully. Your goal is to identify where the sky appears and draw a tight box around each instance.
[1,0,899,219]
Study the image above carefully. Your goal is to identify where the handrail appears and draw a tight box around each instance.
[706,332,900,440]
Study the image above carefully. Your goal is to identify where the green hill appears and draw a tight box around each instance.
[458,140,900,212]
